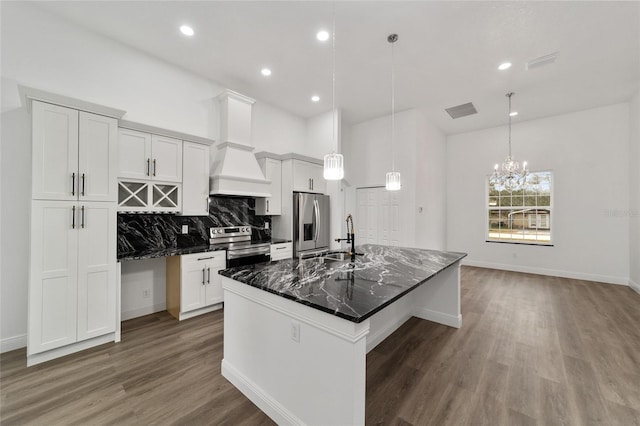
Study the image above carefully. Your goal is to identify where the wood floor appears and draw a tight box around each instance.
[1,266,639,425]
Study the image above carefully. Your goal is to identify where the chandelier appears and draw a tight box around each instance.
[491,92,528,190]
[323,3,344,180]
[385,34,401,191]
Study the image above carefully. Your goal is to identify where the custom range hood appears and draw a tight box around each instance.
[210,90,271,197]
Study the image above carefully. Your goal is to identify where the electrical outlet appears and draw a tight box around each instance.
[142,288,150,298]
[265,222,270,230]
[181,225,189,234]
[291,321,300,342]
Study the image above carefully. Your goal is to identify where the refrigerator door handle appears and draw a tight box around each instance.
[314,199,320,242]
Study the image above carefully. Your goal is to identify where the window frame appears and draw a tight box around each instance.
[485,170,554,246]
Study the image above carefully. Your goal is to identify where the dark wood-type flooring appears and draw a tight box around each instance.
[2,266,639,425]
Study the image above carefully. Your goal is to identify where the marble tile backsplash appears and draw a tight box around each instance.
[117,196,271,256]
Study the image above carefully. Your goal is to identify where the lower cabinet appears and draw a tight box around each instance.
[270,242,293,261]
[166,251,226,320]
[28,200,117,360]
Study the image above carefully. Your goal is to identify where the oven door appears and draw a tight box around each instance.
[226,244,271,268]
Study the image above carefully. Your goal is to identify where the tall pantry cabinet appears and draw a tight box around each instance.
[28,100,119,366]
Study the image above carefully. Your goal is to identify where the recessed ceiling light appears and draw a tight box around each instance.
[180,25,194,36]
[498,62,512,71]
[509,111,518,117]
[311,95,320,102]
[261,68,272,76]
[316,30,330,41]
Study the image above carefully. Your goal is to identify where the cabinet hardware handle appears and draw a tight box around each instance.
[197,256,215,261]
[81,173,85,196]
[72,205,76,229]
[267,200,269,212]
[153,159,157,176]
[276,246,287,250]
[81,206,85,228]
[207,267,211,284]
[309,178,311,190]
[72,173,76,196]
[147,159,150,176]
[312,178,314,190]
[202,267,206,285]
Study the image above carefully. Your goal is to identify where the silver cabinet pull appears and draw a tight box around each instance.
[197,256,215,261]
[153,159,157,176]
[309,178,312,190]
[312,178,314,190]
[81,205,85,228]
[202,267,206,285]
[275,246,287,250]
[147,158,150,176]
[71,173,76,196]
[207,267,211,284]
[81,173,85,196]
[267,200,269,212]
[72,205,76,229]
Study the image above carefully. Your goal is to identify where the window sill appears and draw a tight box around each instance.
[485,240,554,247]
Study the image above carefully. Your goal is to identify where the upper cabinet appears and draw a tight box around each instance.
[181,141,210,216]
[32,101,117,202]
[291,159,326,194]
[117,129,182,183]
[255,157,282,215]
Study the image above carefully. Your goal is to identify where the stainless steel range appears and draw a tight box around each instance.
[209,226,270,267]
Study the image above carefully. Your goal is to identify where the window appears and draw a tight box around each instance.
[487,171,553,245]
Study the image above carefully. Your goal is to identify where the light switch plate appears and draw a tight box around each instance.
[181,225,189,234]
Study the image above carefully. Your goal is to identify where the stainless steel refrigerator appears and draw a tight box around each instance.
[293,192,330,258]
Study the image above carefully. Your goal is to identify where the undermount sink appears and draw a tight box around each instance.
[323,251,349,261]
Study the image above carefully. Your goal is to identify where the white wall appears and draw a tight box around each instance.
[0,1,313,349]
[629,91,640,292]
[343,109,447,250]
[446,103,630,285]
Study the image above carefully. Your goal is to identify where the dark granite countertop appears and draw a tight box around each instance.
[270,239,292,244]
[118,245,226,262]
[218,244,467,323]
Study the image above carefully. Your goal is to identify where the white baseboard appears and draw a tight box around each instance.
[462,259,629,286]
[121,302,166,321]
[629,279,640,295]
[413,307,462,329]
[1,334,27,353]
[222,359,305,426]
[27,333,115,366]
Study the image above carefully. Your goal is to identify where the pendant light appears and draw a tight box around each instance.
[490,92,529,190]
[385,34,401,191]
[323,3,344,180]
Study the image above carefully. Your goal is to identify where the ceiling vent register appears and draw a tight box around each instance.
[445,102,478,119]
[526,52,559,70]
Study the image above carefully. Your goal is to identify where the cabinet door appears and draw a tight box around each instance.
[181,142,210,216]
[29,200,78,355]
[77,202,116,341]
[181,258,207,313]
[256,158,282,215]
[151,135,182,183]
[205,258,225,306]
[292,160,325,193]
[309,163,326,194]
[32,101,79,201]
[78,112,117,202]
[118,129,152,180]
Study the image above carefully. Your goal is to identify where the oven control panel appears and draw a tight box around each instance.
[210,226,252,239]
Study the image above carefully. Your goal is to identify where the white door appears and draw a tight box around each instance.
[181,259,206,313]
[205,259,225,306]
[29,200,78,354]
[152,135,183,183]
[77,202,116,341]
[355,187,401,246]
[181,142,210,216]
[32,101,79,201]
[78,112,117,202]
[118,129,152,180]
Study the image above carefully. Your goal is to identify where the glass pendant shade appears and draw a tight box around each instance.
[324,152,344,180]
[385,171,401,191]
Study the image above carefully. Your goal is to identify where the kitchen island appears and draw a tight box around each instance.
[219,244,466,426]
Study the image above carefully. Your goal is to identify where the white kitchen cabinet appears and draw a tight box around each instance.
[255,157,282,215]
[32,101,117,202]
[166,251,226,321]
[29,200,116,355]
[292,159,326,194]
[270,242,293,261]
[117,129,183,183]
[117,181,181,213]
[181,141,210,216]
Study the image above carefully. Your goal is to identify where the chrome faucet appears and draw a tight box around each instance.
[335,214,356,257]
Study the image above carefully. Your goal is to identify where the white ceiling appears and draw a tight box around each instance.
[34,1,640,135]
